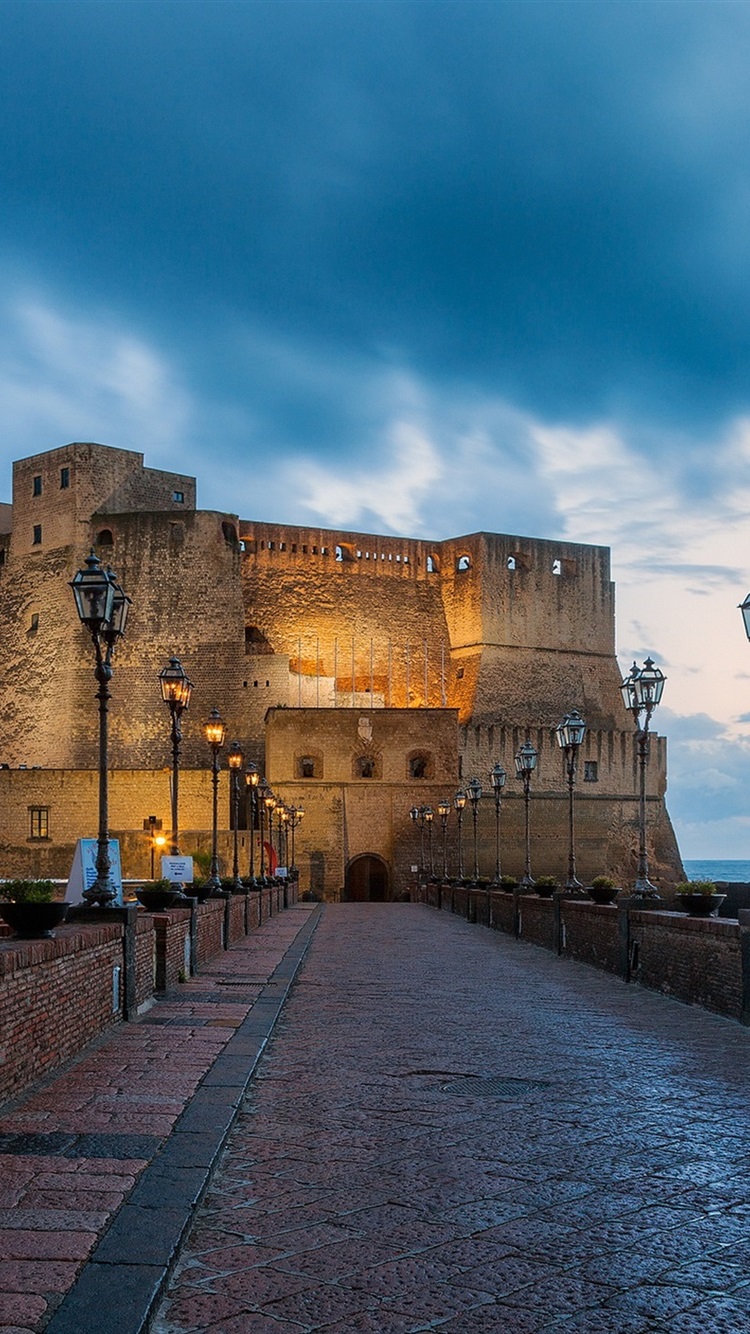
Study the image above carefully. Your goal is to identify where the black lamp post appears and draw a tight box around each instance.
[454,789,466,879]
[245,763,259,882]
[264,788,277,876]
[424,806,435,877]
[490,762,506,884]
[438,799,451,880]
[227,741,244,890]
[158,657,193,859]
[620,657,665,900]
[203,708,226,893]
[467,777,482,880]
[515,740,538,887]
[409,805,423,876]
[287,805,304,874]
[555,709,586,892]
[70,551,130,906]
[258,777,269,881]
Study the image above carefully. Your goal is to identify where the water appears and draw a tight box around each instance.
[683,859,750,884]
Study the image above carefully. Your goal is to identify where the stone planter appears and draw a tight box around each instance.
[588,884,619,905]
[0,901,70,939]
[676,893,726,917]
[135,889,186,912]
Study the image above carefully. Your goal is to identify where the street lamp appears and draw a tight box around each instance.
[203,708,226,892]
[489,763,506,883]
[258,777,269,881]
[437,799,451,880]
[467,777,482,880]
[264,787,277,877]
[424,806,435,877]
[70,551,130,906]
[287,805,304,874]
[409,805,424,876]
[158,656,193,859]
[555,709,586,893]
[620,657,665,900]
[227,741,244,890]
[454,790,466,879]
[515,740,538,887]
[245,763,259,882]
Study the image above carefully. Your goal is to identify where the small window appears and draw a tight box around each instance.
[29,806,49,839]
[426,554,440,573]
[552,559,562,575]
[357,757,375,779]
[29,612,39,634]
[409,754,429,779]
[584,761,599,783]
[172,490,184,503]
[0,548,5,566]
[223,522,239,545]
[32,475,42,497]
[456,554,471,572]
[299,757,317,779]
[456,666,465,680]
[97,529,113,546]
[32,524,42,545]
[507,555,516,570]
[60,466,70,489]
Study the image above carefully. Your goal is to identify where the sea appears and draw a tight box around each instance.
[683,859,750,883]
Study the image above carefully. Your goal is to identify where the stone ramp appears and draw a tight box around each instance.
[151,903,750,1333]
[0,905,319,1333]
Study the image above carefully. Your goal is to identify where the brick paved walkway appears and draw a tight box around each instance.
[152,903,750,1334]
[0,905,318,1334]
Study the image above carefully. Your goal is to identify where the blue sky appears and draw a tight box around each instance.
[3,0,750,856]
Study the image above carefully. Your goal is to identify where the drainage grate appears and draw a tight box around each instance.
[441,1075,552,1098]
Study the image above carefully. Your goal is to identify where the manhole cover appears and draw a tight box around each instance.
[441,1075,552,1098]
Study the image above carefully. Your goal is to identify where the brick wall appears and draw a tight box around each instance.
[631,911,743,1020]
[195,898,225,963]
[152,909,192,992]
[134,913,156,1009]
[0,922,124,1103]
[561,901,621,975]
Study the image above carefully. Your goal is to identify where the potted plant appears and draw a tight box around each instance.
[0,879,69,939]
[534,876,557,898]
[588,875,620,905]
[135,878,188,912]
[500,875,518,892]
[674,880,726,917]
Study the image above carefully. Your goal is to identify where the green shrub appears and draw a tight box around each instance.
[535,875,558,889]
[500,875,518,890]
[591,875,616,890]
[1,879,57,904]
[675,880,716,896]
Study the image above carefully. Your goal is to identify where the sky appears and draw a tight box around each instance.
[2,0,750,857]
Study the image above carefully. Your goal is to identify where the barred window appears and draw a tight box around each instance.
[584,761,599,783]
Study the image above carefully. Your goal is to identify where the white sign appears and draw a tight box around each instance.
[277,866,288,879]
[67,839,123,905]
[161,855,194,884]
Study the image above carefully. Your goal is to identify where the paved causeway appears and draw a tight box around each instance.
[150,903,750,1334]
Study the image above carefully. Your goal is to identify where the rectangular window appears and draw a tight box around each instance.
[32,475,42,496]
[29,807,49,839]
[300,757,316,778]
[60,466,70,489]
[32,524,42,545]
[29,612,39,633]
[172,490,184,503]
[584,761,599,782]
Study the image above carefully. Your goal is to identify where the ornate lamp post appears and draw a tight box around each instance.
[437,799,451,880]
[287,805,304,874]
[409,805,424,876]
[620,657,665,900]
[454,789,466,879]
[555,709,586,892]
[490,763,506,883]
[245,763,259,882]
[264,788,277,876]
[227,741,244,889]
[515,740,538,887]
[158,656,193,859]
[203,708,226,892]
[467,777,482,881]
[424,806,435,877]
[258,777,269,881]
[70,552,130,906]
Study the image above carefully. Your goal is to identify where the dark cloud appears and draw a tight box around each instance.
[3,0,750,463]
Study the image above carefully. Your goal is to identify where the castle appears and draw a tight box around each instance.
[0,441,683,896]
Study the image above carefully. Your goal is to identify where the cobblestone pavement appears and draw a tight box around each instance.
[0,905,317,1333]
[153,903,750,1334]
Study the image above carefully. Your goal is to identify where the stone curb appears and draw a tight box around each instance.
[44,905,322,1334]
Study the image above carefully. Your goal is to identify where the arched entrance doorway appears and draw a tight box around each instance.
[344,854,389,902]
